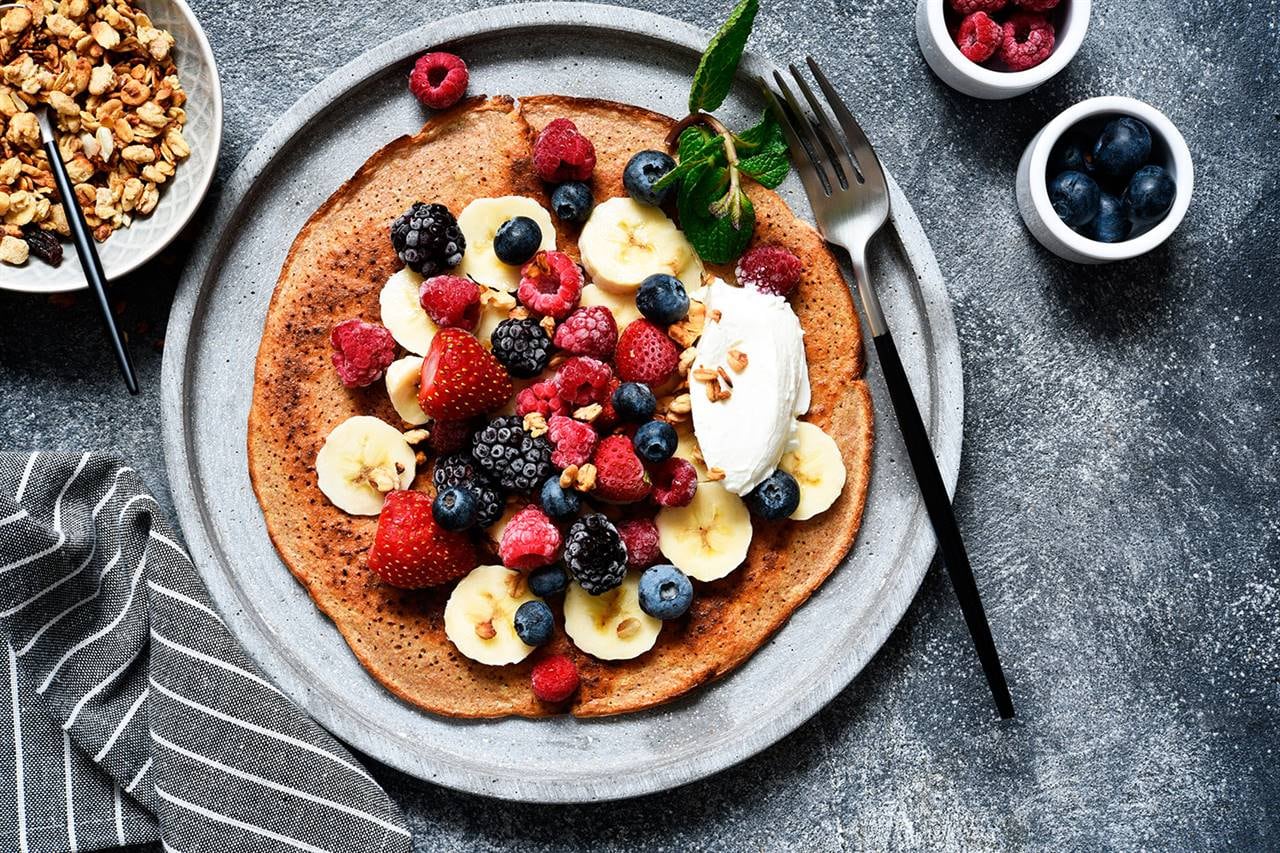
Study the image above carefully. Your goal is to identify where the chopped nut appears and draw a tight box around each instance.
[522,412,548,437]
[120,144,153,163]
[572,403,602,423]
[88,62,114,95]
[668,393,692,414]
[6,112,37,147]
[559,464,579,489]
[474,620,496,640]
[710,309,722,322]
[479,287,516,312]
[727,348,748,372]
[616,617,640,640]
[678,347,698,374]
[539,315,556,337]
[0,234,27,264]
[402,428,429,445]
[704,381,718,403]
[692,367,718,384]
[574,463,597,493]
[707,467,726,482]
[717,366,733,389]
[118,78,149,106]
[508,305,530,320]
[90,21,119,49]
[1,6,32,36]
[669,302,706,348]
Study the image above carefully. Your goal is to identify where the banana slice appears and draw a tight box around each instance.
[384,356,427,425]
[456,196,556,292]
[315,416,416,515]
[578,197,703,295]
[379,268,437,355]
[655,481,752,582]
[563,573,661,661]
[444,565,539,666]
[674,424,709,479]
[779,421,846,521]
[578,283,643,330]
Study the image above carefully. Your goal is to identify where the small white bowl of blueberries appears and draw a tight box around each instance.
[1016,96,1193,264]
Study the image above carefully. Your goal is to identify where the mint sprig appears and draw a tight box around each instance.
[688,0,759,114]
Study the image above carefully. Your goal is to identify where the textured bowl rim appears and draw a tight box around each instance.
[1029,96,1194,261]
[924,0,1091,92]
[1,0,223,294]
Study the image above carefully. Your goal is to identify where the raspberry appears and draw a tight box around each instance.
[956,12,1002,63]
[329,319,395,387]
[947,0,1006,13]
[596,377,621,429]
[1013,0,1059,10]
[516,381,568,420]
[736,245,803,298]
[555,356,613,406]
[532,118,596,183]
[408,52,469,110]
[531,654,579,703]
[614,320,679,386]
[592,435,651,503]
[419,274,480,329]
[564,514,627,594]
[998,12,1055,71]
[498,505,562,570]
[617,518,661,571]
[547,415,597,468]
[517,251,583,319]
[651,458,697,508]
[553,306,618,359]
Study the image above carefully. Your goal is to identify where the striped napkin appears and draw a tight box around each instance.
[0,451,413,853]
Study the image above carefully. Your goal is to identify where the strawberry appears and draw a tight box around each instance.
[418,328,514,420]
[614,320,679,385]
[591,434,651,503]
[368,490,477,588]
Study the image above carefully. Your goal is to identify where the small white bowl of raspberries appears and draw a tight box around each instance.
[916,0,1090,99]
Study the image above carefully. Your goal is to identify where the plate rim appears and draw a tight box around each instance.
[161,1,963,802]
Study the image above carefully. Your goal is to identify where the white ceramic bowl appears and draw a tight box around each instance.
[1016,96,1193,264]
[915,0,1090,99]
[0,0,222,293]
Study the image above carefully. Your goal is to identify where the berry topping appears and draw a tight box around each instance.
[551,181,593,223]
[493,216,543,266]
[617,518,661,571]
[564,513,627,595]
[947,0,1006,12]
[528,563,570,598]
[513,600,554,646]
[472,415,555,493]
[531,653,579,703]
[650,457,698,508]
[1122,165,1176,227]
[623,150,677,206]
[547,414,598,468]
[432,451,505,528]
[418,328,514,420]
[432,485,479,531]
[539,477,582,522]
[330,319,396,388]
[419,274,481,330]
[735,245,803,298]
[633,420,677,464]
[956,11,1002,63]
[997,12,1055,72]
[1012,0,1059,10]
[744,469,802,520]
[555,356,614,406]
[592,434,651,503]
[390,202,465,276]
[553,305,618,360]
[490,318,552,379]
[532,118,597,183]
[499,505,562,570]
[596,377,622,429]
[1049,171,1101,228]
[614,320,679,386]
[517,250,583,319]
[515,380,568,419]
[635,273,690,325]
[612,382,657,423]
[1091,117,1153,180]
[408,52,469,110]
[1088,193,1130,244]
[637,564,693,620]
[367,490,477,589]
[427,419,473,454]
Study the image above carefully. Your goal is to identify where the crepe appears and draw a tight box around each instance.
[248,95,873,718]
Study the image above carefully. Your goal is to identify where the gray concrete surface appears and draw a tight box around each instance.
[2,0,1277,849]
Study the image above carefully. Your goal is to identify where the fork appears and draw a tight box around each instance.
[762,58,1014,719]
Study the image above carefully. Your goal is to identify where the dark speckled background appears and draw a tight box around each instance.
[2,0,1277,848]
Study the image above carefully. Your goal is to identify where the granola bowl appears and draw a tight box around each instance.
[0,0,221,293]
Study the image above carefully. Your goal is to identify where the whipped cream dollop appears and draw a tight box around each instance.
[688,279,811,496]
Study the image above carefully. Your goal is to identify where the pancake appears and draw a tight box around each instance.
[248,95,873,718]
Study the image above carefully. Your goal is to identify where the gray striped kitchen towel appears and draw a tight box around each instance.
[0,451,413,853]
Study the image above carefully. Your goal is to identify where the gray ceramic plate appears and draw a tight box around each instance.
[160,2,963,802]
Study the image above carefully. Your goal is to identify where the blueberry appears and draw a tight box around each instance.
[1122,165,1176,228]
[1091,117,1152,180]
[1048,136,1093,176]
[513,600,554,646]
[493,216,542,265]
[551,182,593,223]
[745,470,801,520]
[539,477,581,521]
[612,382,657,422]
[1086,193,1130,243]
[638,564,693,620]
[636,273,690,325]
[432,486,478,531]
[633,420,677,464]
[528,564,569,598]
[623,150,677,206]
[1048,170,1101,229]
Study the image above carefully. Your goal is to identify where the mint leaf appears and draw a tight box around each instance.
[739,149,789,188]
[678,164,755,264]
[688,0,759,114]
[654,127,722,192]
[734,109,784,153]
[678,126,716,161]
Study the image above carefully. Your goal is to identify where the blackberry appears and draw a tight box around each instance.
[564,514,627,595]
[432,451,504,528]
[390,202,465,275]
[490,318,552,379]
[471,416,555,493]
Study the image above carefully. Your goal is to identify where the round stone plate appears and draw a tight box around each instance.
[161,2,962,803]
